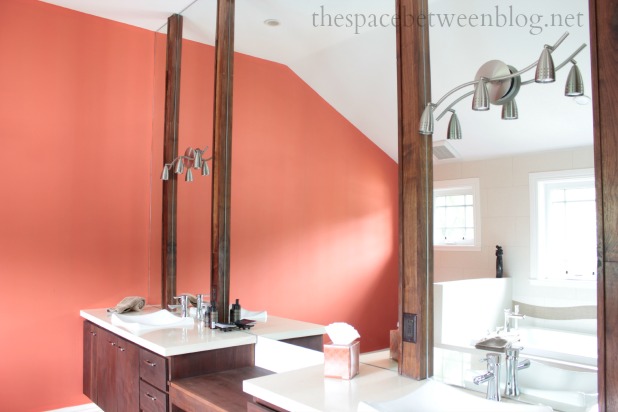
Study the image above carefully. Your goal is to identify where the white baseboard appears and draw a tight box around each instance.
[46,403,102,412]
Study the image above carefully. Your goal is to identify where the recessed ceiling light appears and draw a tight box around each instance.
[264,19,280,27]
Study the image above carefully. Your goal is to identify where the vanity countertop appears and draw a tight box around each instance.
[243,358,424,412]
[80,307,325,357]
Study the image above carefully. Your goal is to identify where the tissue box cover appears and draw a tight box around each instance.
[324,339,360,379]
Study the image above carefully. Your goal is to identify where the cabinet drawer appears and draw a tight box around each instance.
[140,380,168,412]
[140,348,168,390]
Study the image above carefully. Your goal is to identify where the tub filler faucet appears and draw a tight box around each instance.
[474,353,501,401]
[504,306,525,333]
[504,347,530,397]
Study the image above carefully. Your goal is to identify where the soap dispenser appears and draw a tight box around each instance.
[230,299,241,323]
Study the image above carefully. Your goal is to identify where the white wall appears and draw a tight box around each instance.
[434,146,596,333]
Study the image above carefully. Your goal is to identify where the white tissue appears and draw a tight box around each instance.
[325,322,360,345]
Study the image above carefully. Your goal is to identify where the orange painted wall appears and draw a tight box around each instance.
[0,1,153,410]
[230,54,400,352]
[0,1,398,410]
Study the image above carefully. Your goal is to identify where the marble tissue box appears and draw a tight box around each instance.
[323,339,360,379]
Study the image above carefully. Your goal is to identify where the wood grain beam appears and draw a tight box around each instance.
[161,14,183,308]
[395,0,433,379]
[210,0,235,322]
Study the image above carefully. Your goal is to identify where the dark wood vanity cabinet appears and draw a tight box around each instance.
[83,321,139,411]
[83,320,256,412]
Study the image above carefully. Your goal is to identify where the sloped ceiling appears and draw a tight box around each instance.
[40,0,594,163]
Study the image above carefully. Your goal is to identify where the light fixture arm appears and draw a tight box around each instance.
[434,39,587,121]
[431,32,579,116]
[161,146,212,181]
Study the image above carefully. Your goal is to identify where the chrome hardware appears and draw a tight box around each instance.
[174,295,190,318]
[145,393,157,401]
[196,294,206,321]
[144,360,157,367]
[504,307,525,333]
[505,347,530,397]
[474,353,501,401]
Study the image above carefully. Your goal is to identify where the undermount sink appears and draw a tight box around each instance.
[111,309,194,333]
[359,380,553,412]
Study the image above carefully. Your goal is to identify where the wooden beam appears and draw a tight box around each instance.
[210,0,235,322]
[161,14,183,309]
[395,0,433,379]
[589,0,618,408]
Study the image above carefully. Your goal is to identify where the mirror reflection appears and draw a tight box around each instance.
[150,0,598,408]
[150,0,400,352]
[428,0,597,410]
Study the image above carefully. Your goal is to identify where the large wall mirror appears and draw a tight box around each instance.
[150,0,598,408]
[150,0,401,353]
[428,0,597,410]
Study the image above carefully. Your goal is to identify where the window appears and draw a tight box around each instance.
[530,169,596,281]
[434,178,481,251]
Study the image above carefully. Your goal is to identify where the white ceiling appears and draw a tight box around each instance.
[40,0,593,163]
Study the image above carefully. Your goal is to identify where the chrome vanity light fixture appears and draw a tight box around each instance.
[161,147,212,182]
[420,32,587,139]
[447,110,462,140]
[501,99,519,120]
[565,61,585,96]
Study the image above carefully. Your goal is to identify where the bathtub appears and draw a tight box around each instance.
[464,359,597,412]
[517,326,597,368]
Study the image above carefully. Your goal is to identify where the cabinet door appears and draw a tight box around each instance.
[96,327,118,412]
[83,321,98,402]
[116,336,140,411]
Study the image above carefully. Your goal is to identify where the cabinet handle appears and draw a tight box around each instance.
[144,360,157,367]
[109,341,116,346]
[145,393,157,401]
[90,331,97,336]
[118,346,126,352]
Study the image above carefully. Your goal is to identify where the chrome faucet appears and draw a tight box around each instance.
[174,295,190,318]
[196,294,206,321]
[504,347,530,397]
[504,306,525,333]
[474,353,501,401]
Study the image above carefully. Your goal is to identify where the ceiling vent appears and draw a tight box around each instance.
[433,140,459,161]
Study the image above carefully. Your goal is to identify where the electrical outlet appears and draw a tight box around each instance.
[403,313,417,343]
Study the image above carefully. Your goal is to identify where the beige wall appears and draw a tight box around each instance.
[434,146,596,331]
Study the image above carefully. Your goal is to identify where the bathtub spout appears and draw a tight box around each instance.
[474,353,501,401]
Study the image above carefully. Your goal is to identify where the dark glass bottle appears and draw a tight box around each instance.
[230,299,241,323]
[208,302,218,329]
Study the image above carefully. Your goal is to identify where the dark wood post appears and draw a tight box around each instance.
[589,0,617,408]
[161,14,183,309]
[395,0,433,379]
[210,0,235,322]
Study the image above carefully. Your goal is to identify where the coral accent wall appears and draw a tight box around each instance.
[0,1,153,410]
[230,54,399,352]
[0,1,398,410]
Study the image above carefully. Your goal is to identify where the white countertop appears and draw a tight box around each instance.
[243,361,426,412]
[80,307,325,357]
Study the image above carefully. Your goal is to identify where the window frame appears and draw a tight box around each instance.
[433,178,482,252]
[529,168,596,282]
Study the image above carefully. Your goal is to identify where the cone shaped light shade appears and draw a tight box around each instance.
[501,99,519,120]
[175,160,184,174]
[201,161,210,176]
[419,104,434,135]
[447,111,462,140]
[472,78,490,111]
[565,64,584,96]
[535,47,555,83]
[161,166,170,181]
[185,168,193,182]
[193,150,202,169]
